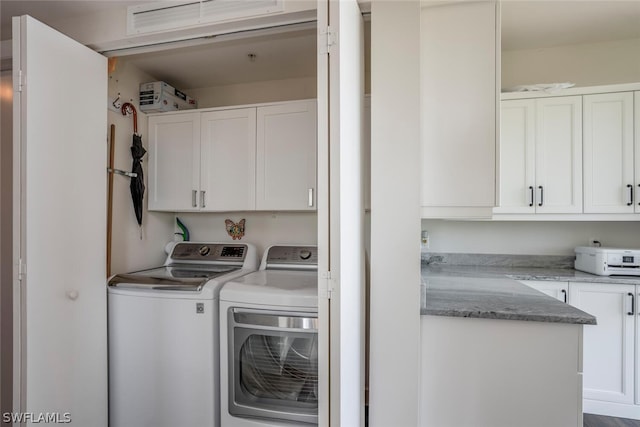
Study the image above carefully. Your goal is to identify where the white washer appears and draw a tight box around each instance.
[220,245,318,426]
[108,242,258,427]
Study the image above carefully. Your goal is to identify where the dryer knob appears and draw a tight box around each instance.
[300,250,312,260]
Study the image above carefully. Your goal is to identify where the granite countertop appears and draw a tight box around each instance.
[421,265,600,325]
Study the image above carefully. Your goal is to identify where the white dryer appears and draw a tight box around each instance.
[108,242,258,427]
[220,245,318,426]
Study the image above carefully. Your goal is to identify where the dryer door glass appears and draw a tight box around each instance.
[228,310,318,424]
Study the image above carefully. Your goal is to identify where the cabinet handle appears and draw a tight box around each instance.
[528,186,534,207]
[561,289,567,303]
[537,186,544,207]
[308,188,314,208]
[192,190,198,208]
[638,184,640,206]
[628,292,635,316]
[628,184,634,206]
[201,190,206,208]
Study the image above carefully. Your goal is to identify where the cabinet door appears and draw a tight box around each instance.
[420,1,497,213]
[148,113,201,211]
[569,282,634,404]
[520,280,568,303]
[535,96,583,213]
[496,100,536,213]
[200,108,256,211]
[256,100,317,210]
[635,92,640,213]
[583,92,634,213]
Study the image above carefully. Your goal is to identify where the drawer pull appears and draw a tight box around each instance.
[629,292,635,316]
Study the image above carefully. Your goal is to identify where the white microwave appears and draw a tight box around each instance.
[575,246,640,276]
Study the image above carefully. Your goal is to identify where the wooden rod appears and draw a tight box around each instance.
[107,124,116,277]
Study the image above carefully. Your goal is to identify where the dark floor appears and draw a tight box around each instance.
[584,414,640,427]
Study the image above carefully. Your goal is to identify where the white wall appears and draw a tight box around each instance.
[172,212,317,257]
[189,76,316,108]
[502,37,640,89]
[108,58,174,274]
[422,220,640,256]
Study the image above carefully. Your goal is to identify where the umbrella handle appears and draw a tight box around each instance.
[121,102,138,134]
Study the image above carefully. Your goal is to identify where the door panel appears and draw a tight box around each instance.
[535,96,583,213]
[256,100,317,211]
[497,99,536,213]
[318,0,365,426]
[200,108,256,211]
[13,15,107,425]
[148,113,201,211]
[569,283,634,404]
[583,92,634,213]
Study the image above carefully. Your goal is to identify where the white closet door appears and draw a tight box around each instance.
[318,0,366,425]
[256,100,317,211]
[13,15,107,425]
[200,108,256,211]
[583,92,634,213]
[535,96,583,214]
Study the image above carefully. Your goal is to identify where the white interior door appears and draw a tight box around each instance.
[317,0,365,426]
[13,15,107,425]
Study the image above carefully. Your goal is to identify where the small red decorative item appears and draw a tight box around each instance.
[225,219,245,240]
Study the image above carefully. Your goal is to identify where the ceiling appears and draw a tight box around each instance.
[121,26,318,89]
[501,1,640,51]
[1,1,639,88]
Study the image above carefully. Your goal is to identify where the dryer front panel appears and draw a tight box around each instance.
[227,308,318,424]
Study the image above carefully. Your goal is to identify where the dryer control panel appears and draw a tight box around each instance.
[264,245,318,269]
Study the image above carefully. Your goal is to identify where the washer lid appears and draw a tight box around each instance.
[108,264,240,291]
[220,270,318,308]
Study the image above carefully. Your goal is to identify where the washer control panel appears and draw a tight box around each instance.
[171,243,246,262]
[265,246,318,267]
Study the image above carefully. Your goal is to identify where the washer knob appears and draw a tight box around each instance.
[300,250,312,260]
[199,246,211,256]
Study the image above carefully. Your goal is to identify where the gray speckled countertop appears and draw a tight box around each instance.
[421,265,604,325]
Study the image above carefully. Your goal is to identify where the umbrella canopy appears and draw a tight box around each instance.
[121,102,146,229]
[130,133,146,227]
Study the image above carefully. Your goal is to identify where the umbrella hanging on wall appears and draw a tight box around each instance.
[121,102,146,238]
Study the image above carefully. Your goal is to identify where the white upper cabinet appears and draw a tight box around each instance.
[256,100,317,211]
[535,96,583,213]
[420,1,497,217]
[583,92,635,213]
[148,112,201,211]
[148,100,316,212]
[498,96,582,214]
[200,108,256,211]
[497,99,536,213]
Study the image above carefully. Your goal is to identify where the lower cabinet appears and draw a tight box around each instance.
[521,280,568,303]
[522,280,640,419]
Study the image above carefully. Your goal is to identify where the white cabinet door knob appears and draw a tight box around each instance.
[66,290,79,300]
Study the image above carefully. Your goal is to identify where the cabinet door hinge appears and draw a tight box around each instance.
[18,258,26,282]
[320,270,335,300]
[319,26,336,56]
[18,70,24,92]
